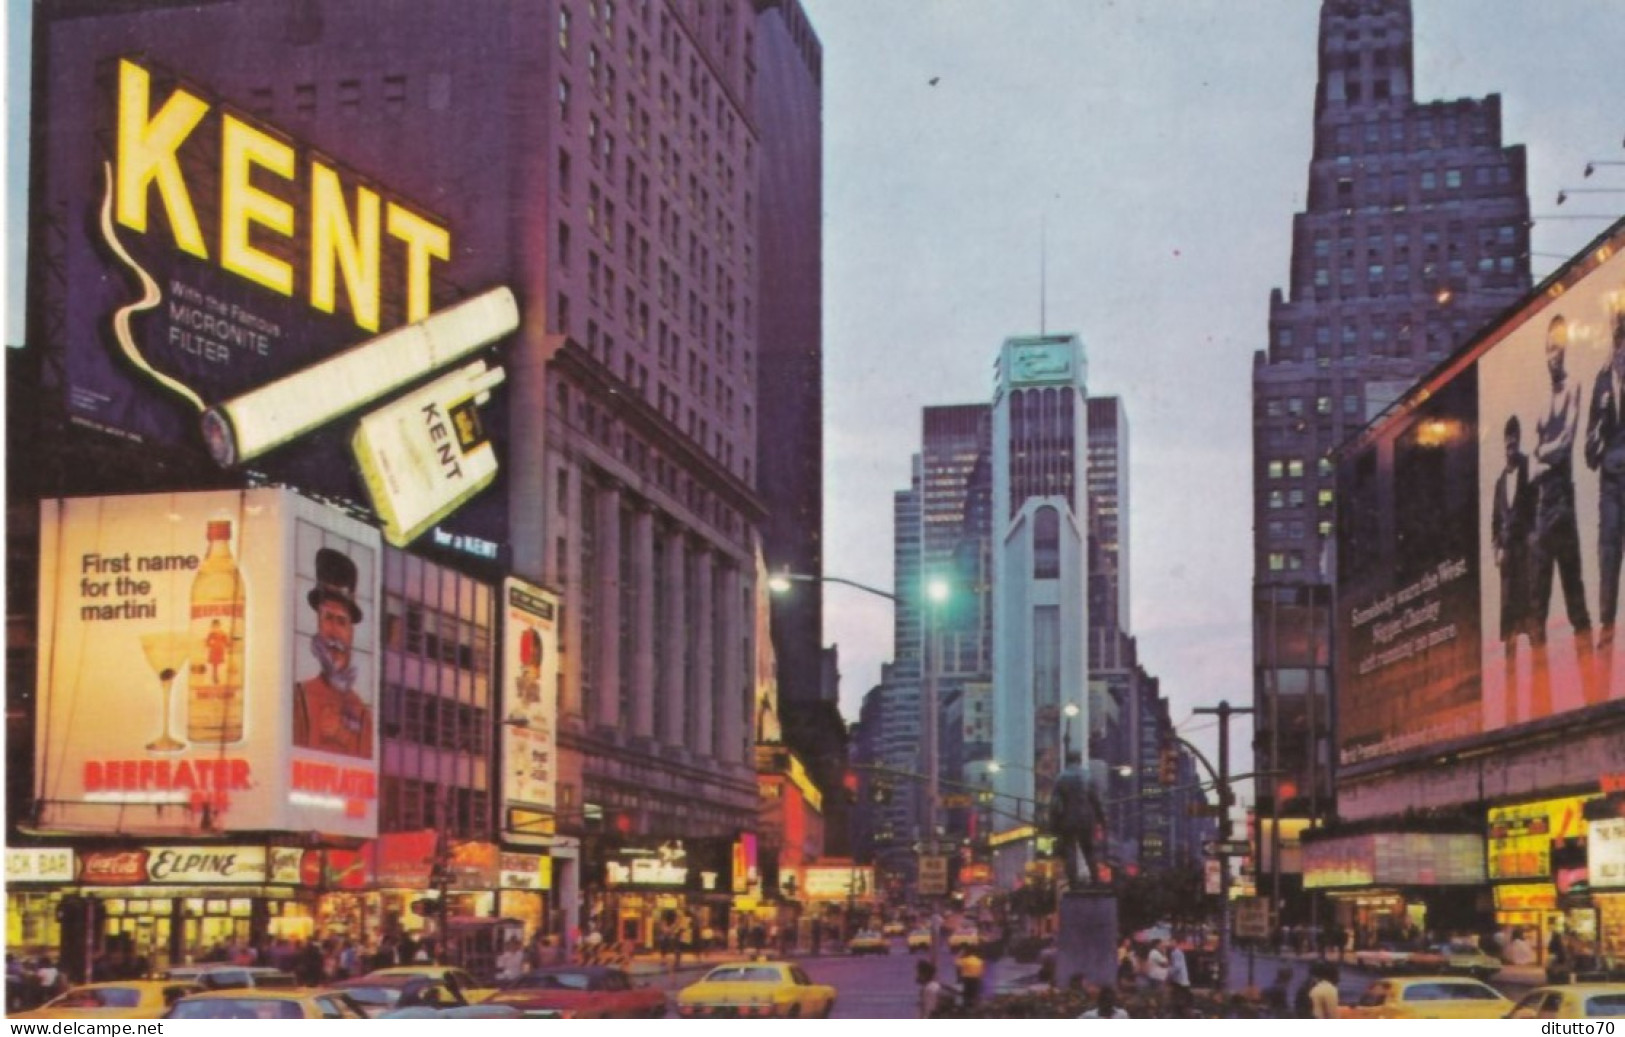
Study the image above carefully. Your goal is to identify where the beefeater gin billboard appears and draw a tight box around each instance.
[35,488,380,839]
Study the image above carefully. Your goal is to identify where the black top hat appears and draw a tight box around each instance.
[308,547,363,623]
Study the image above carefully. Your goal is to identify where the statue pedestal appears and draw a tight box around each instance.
[1054,890,1118,991]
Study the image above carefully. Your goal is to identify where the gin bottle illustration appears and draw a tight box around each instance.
[188,519,246,743]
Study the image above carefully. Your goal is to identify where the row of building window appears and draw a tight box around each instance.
[380,777,491,840]
[1267,488,1335,510]
[1265,457,1337,480]
[1327,106,1492,157]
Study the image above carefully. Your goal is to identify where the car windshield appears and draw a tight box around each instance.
[704,966,781,984]
[332,986,402,1007]
[57,988,142,1009]
[169,998,303,1019]
[1586,995,1625,1017]
[514,972,592,991]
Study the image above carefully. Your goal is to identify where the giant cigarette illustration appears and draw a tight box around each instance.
[200,286,519,468]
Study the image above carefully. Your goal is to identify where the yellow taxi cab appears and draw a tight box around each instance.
[949,927,983,952]
[11,980,202,1019]
[881,921,907,938]
[1342,976,1512,1019]
[361,965,496,1002]
[676,961,836,1019]
[906,927,933,953]
[1506,984,1625,1019]
[847,929,889,956]
[164,987,370,1019]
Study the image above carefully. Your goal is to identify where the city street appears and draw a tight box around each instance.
[635,944,1026,1020]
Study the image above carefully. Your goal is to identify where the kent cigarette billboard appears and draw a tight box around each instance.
[35,489,380,838]
[35,36,511,551]
[1338,222,1625,767]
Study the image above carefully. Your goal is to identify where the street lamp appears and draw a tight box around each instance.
[770,569,949,855]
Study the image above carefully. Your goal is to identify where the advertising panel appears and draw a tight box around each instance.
[1487,795,1597,880]
[801,865,877,900]
[38,42,509,549]
[1337,227,1625,767]
[500,578,559,816]
[35,489,380,838]
[1302,832,1484,888]
[5,849,76,884]
[77,846,267,886]
[1590,817,1625,889]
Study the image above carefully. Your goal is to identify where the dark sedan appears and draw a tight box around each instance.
[485,966,667,1019]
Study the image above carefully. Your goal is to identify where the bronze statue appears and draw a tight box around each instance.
[1046,749,1107,889]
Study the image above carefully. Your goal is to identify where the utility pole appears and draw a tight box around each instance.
[1194,701,1253,992]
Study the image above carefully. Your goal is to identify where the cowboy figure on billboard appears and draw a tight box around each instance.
[1586,301,1625,671]
[294,547,373,759]
[1530,315,1594,713]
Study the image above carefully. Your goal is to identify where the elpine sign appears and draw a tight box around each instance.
[78,846,268,885]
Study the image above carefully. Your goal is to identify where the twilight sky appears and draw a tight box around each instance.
[5,3,1624,784]
[799,0,1625,774]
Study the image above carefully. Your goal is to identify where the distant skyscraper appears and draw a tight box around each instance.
[1251,0,1531,887]
[990,333,1091,886]
[1087,397,1131,638]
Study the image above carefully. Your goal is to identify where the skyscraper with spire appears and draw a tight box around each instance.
[1251,0,1530,906]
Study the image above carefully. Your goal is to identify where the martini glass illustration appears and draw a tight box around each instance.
[139,632,189,752]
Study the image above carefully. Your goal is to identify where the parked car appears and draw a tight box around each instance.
[381,1003,536,1018]
[10,981,202,1020]
[159,965,299,990]
[906,928,933,953]
[322,973,474,1018]
[1547,955,1625,985]
[676,961,836,1019]
[949,928,983,952]
[164,988,369,1019]
[1342,977,1513,1019]
[1352,941,1424,973]
[359,965,495,1002]
[1507,983,1625,1019]
[847,930,889,956]
[1407,941,1502,981]
[484,965,666,1018]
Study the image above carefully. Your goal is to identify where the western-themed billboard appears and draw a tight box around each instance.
[38,44,512,550]
[1337,223,1625,766]
[500,577,559,816]
[35,489,380,838]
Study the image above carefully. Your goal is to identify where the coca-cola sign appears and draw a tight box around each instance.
[78,850,149,886]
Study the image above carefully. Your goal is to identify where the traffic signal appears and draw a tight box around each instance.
[1159,746,1178,785]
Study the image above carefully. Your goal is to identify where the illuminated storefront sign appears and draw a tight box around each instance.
[1487,796,1596,880]
[78,846,267,886]
[1591,818,1625,889]
[5,848,76,883]
[1303,832,1485,888]
[799,865,876,900]
[35,489,381,839]
[606,842,690,889]
[500,853,546,890]
[267,847,321,886]
[500,578,559,819]
[1493,883,1558,912]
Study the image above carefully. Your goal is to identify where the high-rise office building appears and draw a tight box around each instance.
[990,334,1092,887]
[1087,397,1131,639]
[1251,0,1530,910]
